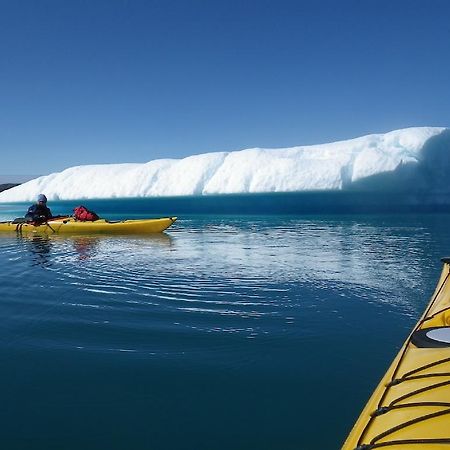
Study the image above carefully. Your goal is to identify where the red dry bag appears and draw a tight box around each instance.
[73,205,99,222]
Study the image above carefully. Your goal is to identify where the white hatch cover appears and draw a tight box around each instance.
[425,327,450,344]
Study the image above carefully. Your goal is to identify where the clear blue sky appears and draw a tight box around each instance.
[1,0,449,177]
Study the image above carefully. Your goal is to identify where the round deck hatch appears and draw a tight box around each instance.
[411,326,450,348]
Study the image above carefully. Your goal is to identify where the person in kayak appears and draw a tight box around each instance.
[25,194,53,223]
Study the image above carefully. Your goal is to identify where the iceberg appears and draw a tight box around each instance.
[0,127,448,202]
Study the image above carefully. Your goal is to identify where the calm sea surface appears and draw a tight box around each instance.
[1,199,450,449]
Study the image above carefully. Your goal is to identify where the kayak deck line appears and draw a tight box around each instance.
[0,216,177,235]
[343,259,450,450]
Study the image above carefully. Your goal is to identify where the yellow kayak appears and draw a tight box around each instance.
[343,258,450,449]
[0,216,177,235]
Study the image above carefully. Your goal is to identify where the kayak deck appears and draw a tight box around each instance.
[343,259,450,449]
[0,217,177,235]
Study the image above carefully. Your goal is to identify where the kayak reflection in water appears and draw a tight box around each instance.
[25,194,52,224]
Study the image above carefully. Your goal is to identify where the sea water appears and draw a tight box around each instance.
[1,198,449,450]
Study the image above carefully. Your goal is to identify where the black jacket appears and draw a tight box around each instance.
[25,203,53,222]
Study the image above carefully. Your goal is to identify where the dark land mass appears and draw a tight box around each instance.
[0,183,19,193]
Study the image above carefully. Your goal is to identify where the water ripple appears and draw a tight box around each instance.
[0,215,447,355]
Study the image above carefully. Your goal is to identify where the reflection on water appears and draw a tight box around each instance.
[19,235,104,263]
[12,232,173,262]
[71,236,100,260]
[0,215,445,354]
[23,235,53,267]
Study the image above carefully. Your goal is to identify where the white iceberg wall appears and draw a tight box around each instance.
[0,127,446,202]
[142,152,228,196]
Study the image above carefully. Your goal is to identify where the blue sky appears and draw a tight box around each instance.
[1,0,449,177]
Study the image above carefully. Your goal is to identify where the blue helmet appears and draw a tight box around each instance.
[37,194,47,203]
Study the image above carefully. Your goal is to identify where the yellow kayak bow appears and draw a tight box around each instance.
[343,258,450,449]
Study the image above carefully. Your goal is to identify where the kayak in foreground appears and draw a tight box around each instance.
[0,217,177,235]
[343,258,450,449]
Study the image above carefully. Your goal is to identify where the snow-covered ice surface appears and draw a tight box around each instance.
[0,127,448,202]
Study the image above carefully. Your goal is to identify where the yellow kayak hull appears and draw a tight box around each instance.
[342,259,450,449]
[0,217,177,235]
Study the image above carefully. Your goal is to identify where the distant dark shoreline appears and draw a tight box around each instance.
[0,183,19,193]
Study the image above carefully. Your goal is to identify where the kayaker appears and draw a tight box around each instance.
[25,194,53,223]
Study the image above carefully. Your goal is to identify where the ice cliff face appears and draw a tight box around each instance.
[0,127,448,202]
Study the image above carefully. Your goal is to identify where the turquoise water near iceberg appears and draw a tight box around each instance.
[1,199,450,449]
